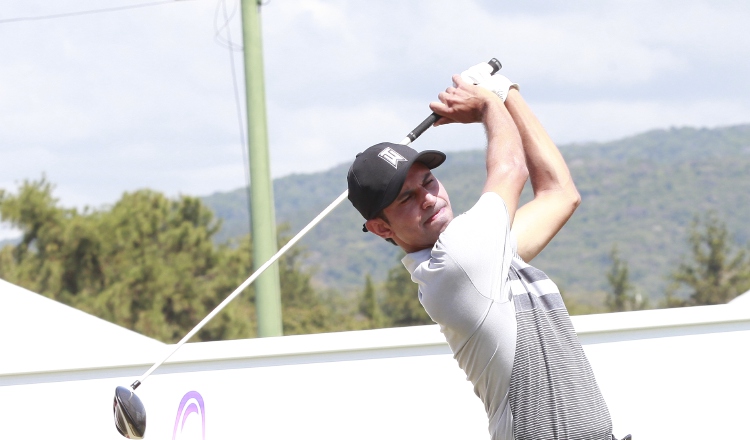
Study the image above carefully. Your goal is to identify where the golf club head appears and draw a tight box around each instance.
[114,386,146,439]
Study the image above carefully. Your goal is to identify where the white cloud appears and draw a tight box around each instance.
[0,0,748,209]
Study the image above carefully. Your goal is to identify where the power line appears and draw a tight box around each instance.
[216,0,252,224]
[214,0,242,51]
[0,1,183,25]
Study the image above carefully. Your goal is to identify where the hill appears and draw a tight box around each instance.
[202,124,750,302]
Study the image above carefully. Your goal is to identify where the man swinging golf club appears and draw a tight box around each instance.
[347,63,627,440]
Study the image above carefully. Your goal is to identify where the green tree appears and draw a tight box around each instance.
[0,178,83,300]
[276,229,351,335]
[0,181,233,342]
[606,245,632,312]
[358,274,384,328]
[381,259,432,327]
[666,212,750,306]
[604,245,648,311]
[198,234,258,341]
[0,178,349,342]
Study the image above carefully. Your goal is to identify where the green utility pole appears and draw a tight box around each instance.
[240,0,283,337]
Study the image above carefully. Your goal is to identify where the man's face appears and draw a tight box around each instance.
[368,162,453,253]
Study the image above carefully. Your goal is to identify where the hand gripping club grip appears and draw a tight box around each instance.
[403,58,502,144]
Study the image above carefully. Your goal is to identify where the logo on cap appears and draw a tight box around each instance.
[378,147,407,169]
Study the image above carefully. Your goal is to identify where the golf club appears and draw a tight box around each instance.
[114,386,146,438]
[112,58,502,439]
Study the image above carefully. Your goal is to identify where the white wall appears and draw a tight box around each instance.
[1,301,748,440]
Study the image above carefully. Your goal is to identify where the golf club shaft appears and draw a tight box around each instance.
[130,58,502,390]
[132,189,349,389]
[131,134,417,390]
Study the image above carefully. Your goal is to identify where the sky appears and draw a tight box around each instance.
[1,0,749,239]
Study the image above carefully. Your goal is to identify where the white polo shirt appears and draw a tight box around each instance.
[403,192,612,440]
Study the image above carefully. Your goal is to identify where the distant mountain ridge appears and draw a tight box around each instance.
[202,124,750,300]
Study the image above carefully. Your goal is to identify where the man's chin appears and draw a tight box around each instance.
[427,209,453,234]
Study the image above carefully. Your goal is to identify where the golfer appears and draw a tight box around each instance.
[347,68,625,440]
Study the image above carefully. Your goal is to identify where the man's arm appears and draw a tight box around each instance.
[504,89,581,262]
[430,75,528,224]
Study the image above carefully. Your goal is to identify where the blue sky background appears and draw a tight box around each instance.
[1,0,749,239]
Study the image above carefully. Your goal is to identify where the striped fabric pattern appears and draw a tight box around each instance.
[507,259,612,440]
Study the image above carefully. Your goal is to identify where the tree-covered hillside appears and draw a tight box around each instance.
[202,124,750,302]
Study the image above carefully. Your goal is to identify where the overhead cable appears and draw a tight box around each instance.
[0,1,182,25]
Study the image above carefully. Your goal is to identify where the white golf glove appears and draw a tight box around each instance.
[460,61,519,102]
[477,75,519,102]
[460,61,496,85]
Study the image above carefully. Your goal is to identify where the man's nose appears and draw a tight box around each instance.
[420,188,437,210]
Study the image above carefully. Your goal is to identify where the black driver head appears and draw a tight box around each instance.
[113,386,146,439]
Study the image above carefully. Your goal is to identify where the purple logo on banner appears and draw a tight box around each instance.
[172,391,205,440]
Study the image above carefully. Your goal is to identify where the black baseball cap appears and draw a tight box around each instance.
[347,142,446,222]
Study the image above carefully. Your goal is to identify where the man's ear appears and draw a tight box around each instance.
[365,217,394,240]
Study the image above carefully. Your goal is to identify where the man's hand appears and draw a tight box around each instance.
[478,75,519,103]
[429,75,499,126]
[430,74,528,226]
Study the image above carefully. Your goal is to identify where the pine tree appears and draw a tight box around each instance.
[667,212,750,306]
[358,274,383,328]
[606,245,631,312]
